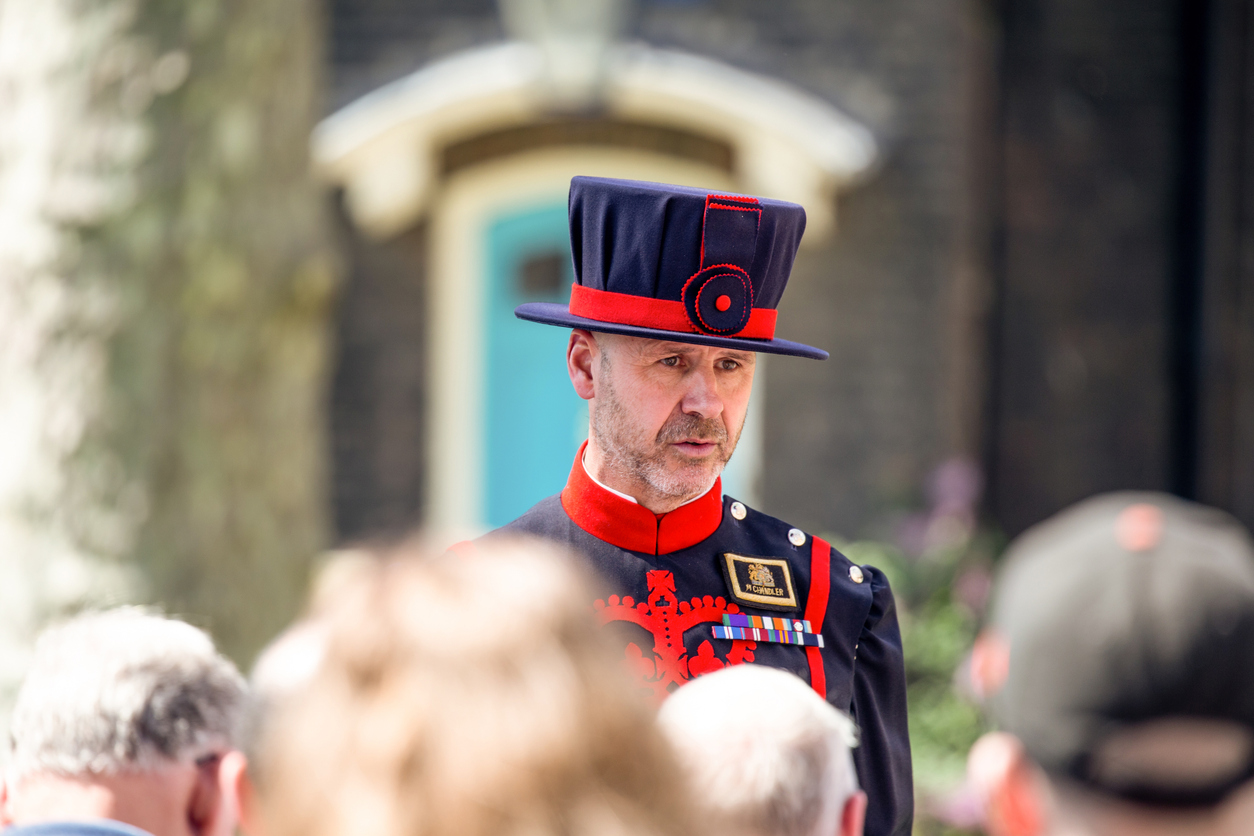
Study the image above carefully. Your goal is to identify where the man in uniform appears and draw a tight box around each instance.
[492,176,911,836]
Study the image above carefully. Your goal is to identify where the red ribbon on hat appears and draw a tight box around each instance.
[567,192,778,340]
[567,283,778,339]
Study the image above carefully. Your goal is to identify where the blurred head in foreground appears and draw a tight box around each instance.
[968,492,1254,836]
[246,537,698,836]
[0,608,247,836]
[658,664,866,836]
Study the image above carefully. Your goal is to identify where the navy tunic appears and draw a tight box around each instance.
[494,452,913,836]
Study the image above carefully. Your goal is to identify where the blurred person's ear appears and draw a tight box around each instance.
[187,752,241,836]
[220,751,264,836]
[969,732,1046,836]
[840,789,867,836]
[567,329,598,400]
[0,772,13,827]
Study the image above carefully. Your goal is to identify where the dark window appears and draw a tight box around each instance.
[518,251,569,298]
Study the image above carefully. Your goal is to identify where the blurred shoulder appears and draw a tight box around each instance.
[3,822,157,836]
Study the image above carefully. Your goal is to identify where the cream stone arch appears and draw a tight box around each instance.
[313,41,878,243]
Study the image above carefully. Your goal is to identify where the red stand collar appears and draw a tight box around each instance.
[560,442,724,555]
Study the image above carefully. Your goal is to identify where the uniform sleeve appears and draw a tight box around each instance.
[849,563,913,836]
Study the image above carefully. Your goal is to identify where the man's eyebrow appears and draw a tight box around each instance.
[637,344,755,365]
[640,342,697,355]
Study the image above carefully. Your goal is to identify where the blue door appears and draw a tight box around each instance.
[483,202,588,527]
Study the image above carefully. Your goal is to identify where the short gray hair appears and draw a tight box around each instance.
[7,607,247,778]
[658,665,860,836]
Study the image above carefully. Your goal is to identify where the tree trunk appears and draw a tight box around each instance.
[0,0,335,688]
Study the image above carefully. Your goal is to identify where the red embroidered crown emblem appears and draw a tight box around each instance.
[593,569,756,702]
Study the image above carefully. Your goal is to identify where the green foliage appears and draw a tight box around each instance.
[59,0,336,665]
[837,522,1005,835]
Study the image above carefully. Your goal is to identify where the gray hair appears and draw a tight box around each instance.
[658,665,860,836]
[7,607,247,778]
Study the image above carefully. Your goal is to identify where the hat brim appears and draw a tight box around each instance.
[514,303,829,360]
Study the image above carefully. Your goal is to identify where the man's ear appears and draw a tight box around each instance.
[220,751,263,836]
[839,789,867,836]
[968,732,1046,836]
[567,329,598,400]
[188,751,248,836]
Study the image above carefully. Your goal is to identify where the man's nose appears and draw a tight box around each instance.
[680,366,723,419]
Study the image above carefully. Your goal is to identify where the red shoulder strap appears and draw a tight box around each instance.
[803,535,832,699]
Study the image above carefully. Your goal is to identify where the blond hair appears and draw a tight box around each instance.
[254,537,698,836]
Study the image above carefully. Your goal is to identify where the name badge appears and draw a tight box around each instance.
[720,553,799,611]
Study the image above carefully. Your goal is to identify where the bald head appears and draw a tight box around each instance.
[658,665,866,836]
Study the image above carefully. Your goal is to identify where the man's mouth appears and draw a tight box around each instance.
[672,439,718,456]
[656,415,728,458]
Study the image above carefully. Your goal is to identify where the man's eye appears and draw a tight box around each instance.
[660,356,680,367]
[719,359,740,371]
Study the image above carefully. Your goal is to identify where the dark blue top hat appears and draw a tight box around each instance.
[514,176,828,360]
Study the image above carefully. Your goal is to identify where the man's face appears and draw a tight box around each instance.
[588,333,756,505]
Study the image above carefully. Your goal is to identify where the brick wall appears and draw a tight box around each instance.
[986,0,1183,534]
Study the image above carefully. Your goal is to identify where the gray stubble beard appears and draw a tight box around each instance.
[590,356,743,503]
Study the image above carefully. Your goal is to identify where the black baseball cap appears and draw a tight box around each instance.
[987,492,1254,807]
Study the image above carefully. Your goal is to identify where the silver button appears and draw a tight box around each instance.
[788,528,806,547]
[849,565,864,584]
[730,501,747,520]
